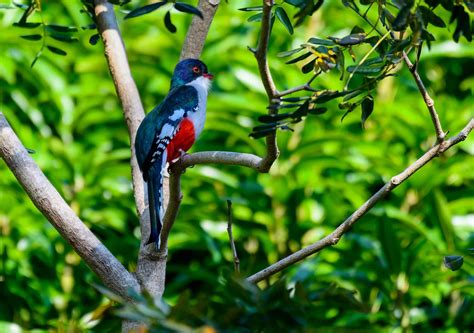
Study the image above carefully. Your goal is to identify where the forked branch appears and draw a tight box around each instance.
[402,50,446,142]
[0,114,140,299]
[247,119,473,283]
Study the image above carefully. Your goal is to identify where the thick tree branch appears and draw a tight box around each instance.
[94,0,146,214]
[0,114,139,299]
[402,51,445,142]
[93,3,166,315]
[180,0,220,60]
[247,119,473,283]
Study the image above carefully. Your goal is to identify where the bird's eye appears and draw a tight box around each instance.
[192,66,200,74]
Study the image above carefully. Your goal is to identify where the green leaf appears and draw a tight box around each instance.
[124,1,167,20]
[307,37,335,46]
[313,90,345,103]
[286,52,311,64]
[338,33,366,46]
[277,47,304,57]
[347,64,384,74]
[250,128,276,139]
[247,13,263,22]
[164,11,177,33]
[238,6,263,11]
[275,7,293,34]
[302,59,316,73]
[342,89,363,102]
[174,2,203,19]
[360,95,374,128]
[392,5,412,31]
[258,114,292,123]
[13,22,42,28]
[46,24,78,33]
[49,34,78,43]
[418,6,445,27]
[89,33,100,45]
[284,0,306,7]
[308,107,327,115]
[433,190,455,251]
[46,45,67,56]
[443,256,463,271]
[20,34,42,41]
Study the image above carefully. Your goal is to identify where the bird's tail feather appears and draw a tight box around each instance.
[146,157,166,250]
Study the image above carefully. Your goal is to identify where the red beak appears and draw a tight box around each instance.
[203,73,214,80]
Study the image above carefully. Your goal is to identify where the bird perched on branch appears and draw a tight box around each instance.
[135,59,213,250]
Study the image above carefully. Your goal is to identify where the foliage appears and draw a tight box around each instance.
[0,0,473,331]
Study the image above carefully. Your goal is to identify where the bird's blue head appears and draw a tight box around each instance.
[170,58,213,90]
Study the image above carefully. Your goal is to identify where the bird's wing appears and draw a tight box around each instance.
[135,85,199,177]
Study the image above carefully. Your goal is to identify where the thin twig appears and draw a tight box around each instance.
[247,119,473,283]
[344,30,391,91]
[227,200,240,273]
[0,113,140,299]
[402,50,446,142]
[254,0,278,98]
[277,74,318,97]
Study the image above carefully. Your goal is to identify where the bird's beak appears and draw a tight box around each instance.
[203,73,214,80]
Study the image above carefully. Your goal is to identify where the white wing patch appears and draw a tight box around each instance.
[169,108,185,121]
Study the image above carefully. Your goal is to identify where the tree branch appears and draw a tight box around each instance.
[93,0,146,215]
[227,200,240,273]
[402,50,445,142]
[93,2,167,312]
[0,113,139,299]
[247,119,473,283]
[254,0,279,172]
[180,0,220,60]
[160,0,221,249]
[277,74,318,97]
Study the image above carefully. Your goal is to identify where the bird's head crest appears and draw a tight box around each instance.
[170,59,213,90]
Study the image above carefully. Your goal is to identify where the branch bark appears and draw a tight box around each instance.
[180,0,220,60]
[254,0,279,172]
[247,119,473,283]
[402,50,445,142]
[0,114,139,299]
[93,3,167,324]
[93,0,146,214]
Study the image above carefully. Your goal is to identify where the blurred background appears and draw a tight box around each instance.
[0,0,473,331]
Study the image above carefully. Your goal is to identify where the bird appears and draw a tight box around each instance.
[135,58,213,250]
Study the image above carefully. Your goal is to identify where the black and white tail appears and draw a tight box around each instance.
[146,153,167,250]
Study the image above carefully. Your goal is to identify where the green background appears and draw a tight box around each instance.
[0,0,473,331]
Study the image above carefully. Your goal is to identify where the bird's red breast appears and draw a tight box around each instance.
[166,118,196,162]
